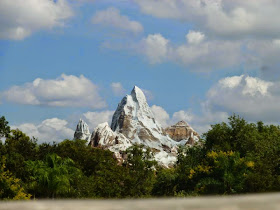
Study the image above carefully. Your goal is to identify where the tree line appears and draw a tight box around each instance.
[1,115,280,200]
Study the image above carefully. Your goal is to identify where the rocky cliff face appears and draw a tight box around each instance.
[90,122,132,163]
[90,122,132,152]
[165,121,200,146]
[74,119,91,142]
[86,86,199,167]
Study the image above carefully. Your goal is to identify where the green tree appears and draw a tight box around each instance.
[55,139,128,198]
[0,116,9,157]
[26,154,81,198]
[194,151,254,194]
[56,139,119,177]
[37,142,58,160]
[204,115,280,192]
[5,129,37,160]
[0,116,10,139]
[152,167,177,196]
[4,129,38,181]
[173,145,206,195]
[0,157,31,200]
[122,145,157,197]
[76,165,126,198]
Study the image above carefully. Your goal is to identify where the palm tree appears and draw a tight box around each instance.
[26,154,81,198]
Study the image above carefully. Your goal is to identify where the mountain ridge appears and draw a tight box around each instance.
[74,86,200,167]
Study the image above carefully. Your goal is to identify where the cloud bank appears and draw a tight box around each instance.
[111,82,126,96]
[92,7,143,34]
[139,31,242,71]
[13,118,74,143]
[83,110,114,129]
[151,75,280,134]
[206,75,280,122]
[1,74,106,109]
[134,0,280,39]
[0,0,73,40]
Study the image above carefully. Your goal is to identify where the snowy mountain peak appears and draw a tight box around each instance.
[74,119,91,142]
[86,86,200,167]
[111,86,161,139]
[131,86,155,119]
[131,85,146,103]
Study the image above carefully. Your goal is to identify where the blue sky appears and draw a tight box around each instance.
[1,0,280,142]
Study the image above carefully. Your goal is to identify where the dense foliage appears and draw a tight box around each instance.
[0,114,280,199]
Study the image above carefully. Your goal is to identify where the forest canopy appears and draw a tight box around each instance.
[0,115,280,199]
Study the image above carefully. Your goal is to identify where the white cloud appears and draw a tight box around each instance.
[141,34,170,64]
[190,105,229,135]
[152,74,280,134]
[14,75,279,140]
[205,75,280,121]
[171,109,229,135]
[134,0,280,40]
[245,39,280,78]
[111,82,126,96]
[12,110,115,143]
[0,0,73,40]
[169,75,280,132]
[142,89,154,101]
[172,110,193,123]
[174,40,241,71]
[94,2,280,75]
[139,32,242,71]
[186,30,205,44]
[1,74,106,109]
[91,7,143,34]
[83,110,114,129]
[151,105,209,134]
[151,105,170,127]
[151,104,224,134]
[151,104,228,135]
[12,118,74,143]
[101,29,280,74]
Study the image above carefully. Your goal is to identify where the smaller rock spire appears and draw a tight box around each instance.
[74,119,91,142]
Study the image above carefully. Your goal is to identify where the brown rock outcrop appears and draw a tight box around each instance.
[165,121,200,145]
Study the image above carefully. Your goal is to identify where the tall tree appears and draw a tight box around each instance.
[0,116,10,139]
[4,129,38,181]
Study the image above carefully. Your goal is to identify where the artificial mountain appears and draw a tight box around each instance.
[74,86,200,167]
